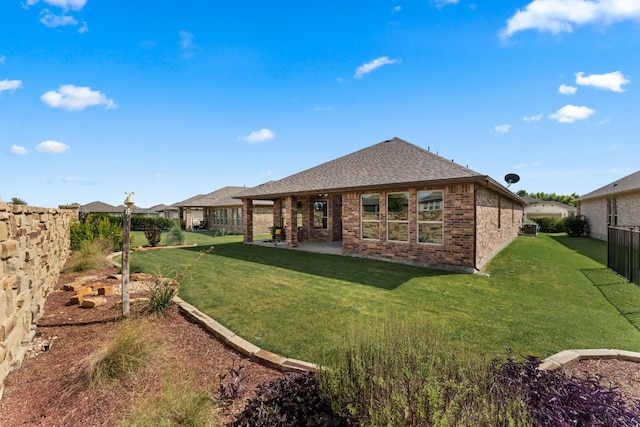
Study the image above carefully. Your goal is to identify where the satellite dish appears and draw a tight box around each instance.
[504,173,520,188]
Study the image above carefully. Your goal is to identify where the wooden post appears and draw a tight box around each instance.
[122,197,132,317]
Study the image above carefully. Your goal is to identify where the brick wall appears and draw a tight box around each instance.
[0,202,76,398]
[342,184,521,271]
[579,191,640,241]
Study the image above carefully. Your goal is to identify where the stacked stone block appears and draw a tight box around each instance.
[0,202,76,399]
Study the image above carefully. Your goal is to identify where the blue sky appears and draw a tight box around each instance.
[1,0,639,208]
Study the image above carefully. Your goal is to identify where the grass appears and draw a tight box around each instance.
[129,233,640,363]
[130,230,268,247]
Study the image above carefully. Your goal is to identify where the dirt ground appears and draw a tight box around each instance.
[0,267,283,426]
[1,267,639,426]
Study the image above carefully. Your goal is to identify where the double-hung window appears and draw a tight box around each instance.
[361,194,380,240]
[417,191,443,244]
[387,193,409,242]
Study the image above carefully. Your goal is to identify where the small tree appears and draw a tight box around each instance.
[11,197,27,205]
[143,224,162,247]
[564,215,588,237]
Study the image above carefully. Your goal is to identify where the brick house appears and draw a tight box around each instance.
[236,138,524,272]
[576,170,640,241]
[522,197,577,220]
[174,186,273,234]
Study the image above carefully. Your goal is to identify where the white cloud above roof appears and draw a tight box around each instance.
[40,84,116,110]
[39,11,78,28]
[36,140,70,153]
[0,79,22,92]
[575,71,630,92]
[500,0,640,39]
[494,124,511,133]
[558,84,577,95]
[354,56,399,79]
[9,145,28,156]
[238,128,276,144]
[523,113,543,122]
[549,104,595,123]
[26,0,87,11]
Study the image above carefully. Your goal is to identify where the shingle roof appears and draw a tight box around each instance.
[522,197,577,210]
[577,170,640,201]
[235,137,511,199]
[173,186,272,208]
[80,201,120,213]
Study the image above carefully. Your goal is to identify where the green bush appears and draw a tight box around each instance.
[143,225,162,247]
[318,322,530,427]
[165,224,185,246]
[529,217,565,233]
[143,277,179,314]
[131,216,174,232]
[564,215,588,237]
[70,213,123,251]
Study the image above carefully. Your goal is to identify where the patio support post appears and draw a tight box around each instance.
[285,196,297,247]
[243,198,254,243]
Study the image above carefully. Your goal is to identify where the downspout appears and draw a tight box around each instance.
[474,185,479,272]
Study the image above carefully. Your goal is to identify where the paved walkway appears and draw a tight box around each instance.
[249,240,343,255]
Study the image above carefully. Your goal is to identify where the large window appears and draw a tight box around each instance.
[361,194,380,240]
[608,198,618,226]
[417,191,443,244]
[213,208,228,225]
[231,207,242,227]
[314,201,328,229]
[387,193,409,242]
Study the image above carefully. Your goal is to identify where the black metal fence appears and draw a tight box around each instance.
[608,226,640,286]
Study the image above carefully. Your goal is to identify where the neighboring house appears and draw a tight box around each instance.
[236,137,524,272]
[80,201,123,216]
[576,170,640,241]
[174,187,273,234]
[522,197,577,220]
[132,204,179,219]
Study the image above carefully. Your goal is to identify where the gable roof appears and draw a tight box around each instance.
[522,197,576,211]
[173,186,272,208]
[577,170,640,201]
[236,137,520,202]
[80,201,120,213]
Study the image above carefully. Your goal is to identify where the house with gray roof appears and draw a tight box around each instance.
[173,186,273,233]
[576,170,640,241]
[235,137,524,272]
[522,197,576,221]
[80,201,122,216]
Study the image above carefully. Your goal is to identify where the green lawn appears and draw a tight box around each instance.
[129,233,640,363]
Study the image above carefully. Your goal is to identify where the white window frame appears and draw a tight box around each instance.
[387,192,409,243]
[361,194,380,240]
[417,190,444,245]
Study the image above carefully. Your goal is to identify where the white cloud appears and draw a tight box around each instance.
[354,56,399,79]
[36,140,70,153]
[0,55,6,64]
[78,21,88,33]
[431,0,459,7]
[0,79,22,92]
[558,84,577,95]
[39,11,78,28]
[179,31,195,49]
[238,128,276,144]
[26,0,87,11]
[41,84,116,110]
[523,113,543,122]
[549,104,595,123]
[575,71,630,92]
[9,145,28,155]
[393,5,402,12]
[314,106,333,111]
[500,0,640,39]
[494,124,511,133]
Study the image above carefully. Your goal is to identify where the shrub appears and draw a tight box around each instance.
[119,376,218,427]
[131,216,174,232]
[165,224,185,246]
[63,237,114,272]
[491,353,640,426]
[143,277,179,314]
[70,213,123,251]
[564,215,588,237]
[317,322,530,427]
[143,224,162,247]
[230,372,344,427]
[530,217,565,233]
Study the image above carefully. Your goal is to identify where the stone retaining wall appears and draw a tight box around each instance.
[0,202,77,398]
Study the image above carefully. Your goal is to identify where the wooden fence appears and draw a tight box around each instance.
[608,226,640,286]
